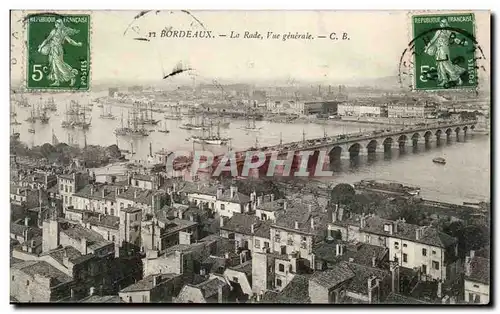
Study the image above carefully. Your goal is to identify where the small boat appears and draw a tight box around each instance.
[432,157,446,165]
[157,121,170,133]
[28,128,35,134]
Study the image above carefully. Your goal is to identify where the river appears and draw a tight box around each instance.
[11,93,490,205]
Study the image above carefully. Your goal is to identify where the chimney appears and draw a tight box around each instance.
[30,239,35,248]
[336,205,344,221]
[219,216,224,228]
[153,275,160,287]
[134,190,138,199]
[82,237,87,255]
[336,243,344,256]
[224,252,229,259]
[230,185,237,198]
[393,221,398,233]
[372,255,377,267]
[270,194,275,202]
[308,204,312,213]
[250,191,256,202]
[390,262,400,293]
[250,223,255,234]
[217,285,223,303]
[98,214,102,221]
[189,214,194,222]
[115,187,120,196]
[437,280,442,298]
[151,193,156,211]
[416,227,424,240]
[294,221,299,229]
[178,208,183,220]
[310,217,314,230]
[101,188,105,198]
[331,207,337,223]
[89,286,95,296]
[70,288,75,301]
[257,196,263,206]
[90,186,94,196]
[216,186,223,199]
[24,217,30,227]
[367,276,380,304]
[283,200,287,210]
[360,215,366,228]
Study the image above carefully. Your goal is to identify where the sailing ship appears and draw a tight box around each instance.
[28,128,35,134]
[114,109,149,137]
[189,122,230,145]
[432,157,446,165]
[17,94,31,108]
[39,106,50,124]
[137,102,160,125]
[44,97,57,112]
[25,102,38,123]
[99,105,116,120]
[180,113,209,131]
[157,121,170,134]
[164,105,182,120]
[240,111,261,131]
[61,101,91,129]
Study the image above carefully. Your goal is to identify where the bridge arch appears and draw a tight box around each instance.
[349,143,361,158]
[411,133,420,146]
[367,140,378,154]
[445,128,452,136]
[435,129,443,137]
[329,146,342,163]
[424,131,432,142]
[470,125,475,130]
[463,126,468,132]
[383,137,393,153]
[455,127,461,133]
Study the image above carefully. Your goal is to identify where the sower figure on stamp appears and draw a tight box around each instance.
[424,18,467,87]
[37,19,82,87]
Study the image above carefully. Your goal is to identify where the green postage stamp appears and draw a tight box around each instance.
[26,13,90,90]
[412,13,477,90]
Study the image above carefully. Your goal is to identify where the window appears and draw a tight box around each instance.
[65,185,68,193]
[474,294,480,303]
[111,202,114,206]
[69,186,72,193]
[69,197,72,205]
[135,214,138,220]
[60,184,63,191]
[112,235,116,242]
[365,234,371,243]
[287,235,294,246]
[233,277,239,283]
[276,279,282,287]
[403,253,408,263]
[220,204,225,211]
[394,256,399,263]
[403,243,407,248]
[11,276,14,281]
[432,250,436,255]
[120,202,124,209]
[278,264,285,272]
[111,208,114,216]
[422,264,427,274]
[105,207,108,215]
[422,248,427,256]
[255,239,261,248]
[264,242,270,249]
[432,261,440,270]
[26,280,29,286]
[274,235,281,243]
[394,241,399,249]
[469,293,473,302]
[107,231,110,240]
[142,295,147,302]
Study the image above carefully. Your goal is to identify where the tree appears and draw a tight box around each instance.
[330,183,355,207]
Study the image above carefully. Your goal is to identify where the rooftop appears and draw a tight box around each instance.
[256,199,285,212]
[11,260,73,286]
[60,222,113,251]
[83,214,120,230]
[262,274,312,304]
[120,273,180,293]
[466,256,490,285]
[309,262,355,289]
[156,217,198,236]
[313,241,388,267]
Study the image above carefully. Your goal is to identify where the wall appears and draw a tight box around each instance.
[464,280,489,304]
[251,252,268,294]
[308,280,330,303]
[223,268,252,296]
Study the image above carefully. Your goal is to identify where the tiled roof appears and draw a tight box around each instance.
[179,182,218,196]
[12,260,73,286]
[196,277,228,298]
[221,213,259,235]
[254,220,272,239]
[310,262,355,289]
[60,223,113,251]
[384,292,430,304]
[227,260,252,277]
[73,184,117,201]
[83,214,120,230]
[120,273,180,293]
[10,222,29,236]
[345,262,390,295]
[202,256,227,274]
[218,189,251,204]
[79,295,124,303]
[267,274,312,304]
[256,199,285,212]
[157,217,197,237]
[313,241,388,267]
[40,246,83,264]
[273,202,329,236]
[337,215,457,248]
[466,256,490,285]
[116,187,165,205]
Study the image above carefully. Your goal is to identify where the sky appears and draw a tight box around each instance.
[10,10,491,85]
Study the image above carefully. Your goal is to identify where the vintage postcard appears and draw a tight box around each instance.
[9,10,490,305]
